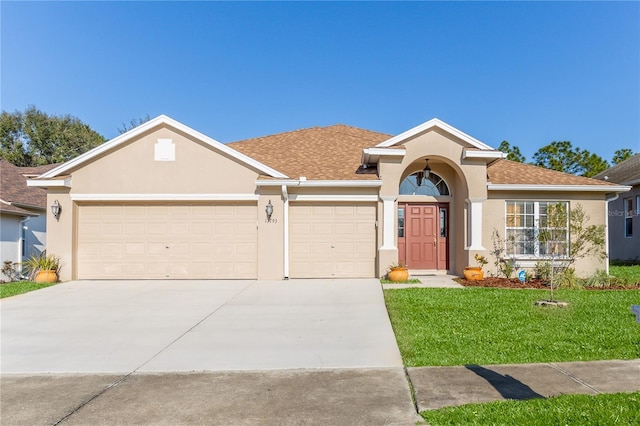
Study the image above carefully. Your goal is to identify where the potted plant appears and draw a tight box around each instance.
[464,254,488,281]
[387,262,409,282]
[22,252,61,283]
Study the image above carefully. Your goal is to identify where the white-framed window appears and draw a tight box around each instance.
[505,201,569,257]
[399,172,450,196]
[624,197,633,238]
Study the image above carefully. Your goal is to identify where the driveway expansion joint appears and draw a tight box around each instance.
[52,373,132,426]
[547,362,601,394]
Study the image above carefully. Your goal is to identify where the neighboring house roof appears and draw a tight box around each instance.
[228,124,391,180]
[593,154,640,186]
[486,159,626,191]
[0,160,57,216]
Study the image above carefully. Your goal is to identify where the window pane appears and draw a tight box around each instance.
[398,208,405,238]
[440,208,447,237]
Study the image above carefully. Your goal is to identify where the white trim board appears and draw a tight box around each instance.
[376,118,495,150]
[70,194,260,201]
[487,184,631,192]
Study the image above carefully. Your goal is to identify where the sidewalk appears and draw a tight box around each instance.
[408,359,640,411]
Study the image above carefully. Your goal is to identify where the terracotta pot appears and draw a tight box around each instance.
[463,267,484,281]
[388,268,409,282]
[34,270,58,283]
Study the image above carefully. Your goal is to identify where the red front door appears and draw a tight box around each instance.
[407,205,438,269]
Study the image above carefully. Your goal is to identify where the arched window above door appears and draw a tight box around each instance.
[399,172,450,196]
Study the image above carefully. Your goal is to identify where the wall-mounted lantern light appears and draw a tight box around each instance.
[415,159,431,187]
[265,200,274,222]
[51,200,61,221]
[423,159,431,180]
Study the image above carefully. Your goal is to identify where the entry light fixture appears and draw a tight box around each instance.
[51,200,61,220]
[423,159,431,179]
[415,159,431,187]
[265,200,274,222]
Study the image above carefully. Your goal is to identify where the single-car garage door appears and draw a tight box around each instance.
[290,203,376,278]
[77,203,257,279]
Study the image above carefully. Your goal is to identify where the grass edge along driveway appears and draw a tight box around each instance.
[384,287,640,367]
[420,391,640,425]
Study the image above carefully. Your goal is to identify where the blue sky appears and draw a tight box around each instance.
[2,1,639,162]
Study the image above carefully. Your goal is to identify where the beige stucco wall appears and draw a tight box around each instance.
[376,129,491,277]
[484,191,608,278]
[45,189,73,281]
[70,127,259,194]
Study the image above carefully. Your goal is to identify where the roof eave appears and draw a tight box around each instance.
[27,177,72,188]
[487,184,632,192]
[256,179,383,188]
[375,118,494,150]
[463,149,507,160]
[361,147,406,166]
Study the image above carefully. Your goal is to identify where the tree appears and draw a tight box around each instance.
[612,148,635,165]
[531,141,608,177]
[118,114,151,134]
[497,141,525,162]
[0,106,105,166]
[538,203,606,301]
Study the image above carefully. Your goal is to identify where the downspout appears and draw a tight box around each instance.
[18,217,31,277]
[604,193,619,275]
[282,185,290,279]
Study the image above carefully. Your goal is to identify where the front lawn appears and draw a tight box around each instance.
[421,392,640,425]
[610,265,640,285]
[384,287,640,366]
[0,281,57,299]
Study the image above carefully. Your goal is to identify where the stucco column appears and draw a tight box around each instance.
[466,198,486,250]
[380,196,397,250]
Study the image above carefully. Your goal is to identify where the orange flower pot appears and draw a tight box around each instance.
[463,267,484,281]
[34,270,58,283]
[388,268,409,282]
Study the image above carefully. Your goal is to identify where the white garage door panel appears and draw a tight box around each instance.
[77,204,257,279]
[290,203,376,278]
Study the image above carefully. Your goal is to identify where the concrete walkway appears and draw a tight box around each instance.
[408,359,640,411]
[382,274,464,289]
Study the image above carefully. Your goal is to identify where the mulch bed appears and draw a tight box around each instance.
[455,277,640,290]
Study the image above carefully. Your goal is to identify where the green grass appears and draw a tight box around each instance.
[0,281,57,298]
[384,287,640,366]
[609,265,640,285]
[421,392,640,425]
[380,278,422,284]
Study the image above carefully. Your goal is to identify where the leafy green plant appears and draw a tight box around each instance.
[499,257,519,279]
[534,261,551,281]
[474,254,488,268]
[22,252,61,279]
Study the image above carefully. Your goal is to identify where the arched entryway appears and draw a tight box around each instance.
[397,167,450,271]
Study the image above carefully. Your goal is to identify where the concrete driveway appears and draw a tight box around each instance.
[1,279,403,373]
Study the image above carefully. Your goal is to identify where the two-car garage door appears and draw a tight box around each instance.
[77,204,257,279]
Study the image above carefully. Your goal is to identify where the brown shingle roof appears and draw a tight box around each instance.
[487,159,620,186]
[227,124,391,180]
[592,154,640,185]
[0,160,57,215]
